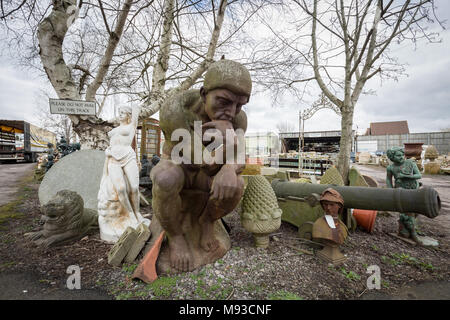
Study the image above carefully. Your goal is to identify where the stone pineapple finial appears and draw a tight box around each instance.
[424,145,438,161]
[241,175,282,248]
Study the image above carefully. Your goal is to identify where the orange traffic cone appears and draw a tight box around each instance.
[352,209,377,233]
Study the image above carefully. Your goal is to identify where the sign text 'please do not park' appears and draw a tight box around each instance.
[49,99,96,116]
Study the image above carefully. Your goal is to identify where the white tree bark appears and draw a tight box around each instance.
[140,0,228,119]
[37,0,133,150]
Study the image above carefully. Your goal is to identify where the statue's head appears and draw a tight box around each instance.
[320,188,344,217]
[119,106,132,122]
[47,143,54,148]
[387,147,405,163]
[151,154,160,165]
[200,59,252,121]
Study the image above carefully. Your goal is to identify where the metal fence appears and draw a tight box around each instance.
[356,132,450,155]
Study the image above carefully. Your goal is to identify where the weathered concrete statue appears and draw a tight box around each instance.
[98,105,150,243]
[151,59,251,272]
[313,188,348,265]
[25,190,98,247]
[386,147,423,244]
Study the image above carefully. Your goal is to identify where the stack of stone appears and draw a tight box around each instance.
[108,223,151,267]
[358,152,371,165]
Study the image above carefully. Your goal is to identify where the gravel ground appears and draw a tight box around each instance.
[0,163,449,300]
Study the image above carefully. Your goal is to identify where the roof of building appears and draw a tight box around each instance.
[368,121,409,135]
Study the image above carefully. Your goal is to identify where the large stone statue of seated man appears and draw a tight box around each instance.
[151,59,251,272]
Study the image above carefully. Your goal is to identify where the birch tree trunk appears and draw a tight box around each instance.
[337,106,354,184]
[36,0,229,150]
[140,0,228,119]
[37,0,132,150]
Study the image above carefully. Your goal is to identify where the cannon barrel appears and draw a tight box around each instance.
[271,179,440,219]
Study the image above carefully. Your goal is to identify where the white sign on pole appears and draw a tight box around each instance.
[49,99,96,115]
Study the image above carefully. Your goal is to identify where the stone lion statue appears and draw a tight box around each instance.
[25,190,98,248]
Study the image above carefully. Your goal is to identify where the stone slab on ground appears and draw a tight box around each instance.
[388,233,439,247]
[39,150,105,210]
[124,223,151,263]
[417,235,439,247]
[108,227,139,267]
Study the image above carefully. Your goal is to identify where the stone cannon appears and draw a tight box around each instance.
[271,179,441,238]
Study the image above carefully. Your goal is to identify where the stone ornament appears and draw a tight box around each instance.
[241,175,282,248]
[25,190,98,247]
[98,105,150,243]
[424,145,438,161]
[320,166,344,186]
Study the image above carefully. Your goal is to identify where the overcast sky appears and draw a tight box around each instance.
[0,1,449,136]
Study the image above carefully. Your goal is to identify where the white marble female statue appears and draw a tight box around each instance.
[98,105,150,243]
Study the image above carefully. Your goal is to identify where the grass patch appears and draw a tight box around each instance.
[0,200,24,225]
[122,263,138,274]
[340,267,361,281]
[391,252,435,271]
[192,276,233,300]
[381,252,434,271]
[148,276,178,298]
[0,261,16,271]
[115,291,134,300]
[268,290,303,300]
[0,169,36,226]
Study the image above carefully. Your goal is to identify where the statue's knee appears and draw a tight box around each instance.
[153,166,183,193]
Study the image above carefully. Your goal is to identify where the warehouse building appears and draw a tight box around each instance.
[357,121,450,155]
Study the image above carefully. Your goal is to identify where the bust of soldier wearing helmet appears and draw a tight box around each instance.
[150,59,251,273]
[312,188,348,265]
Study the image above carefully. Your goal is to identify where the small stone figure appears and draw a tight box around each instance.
[57,136,70,157]
[151,154,160,166]
[312,188,348,265]
[25,190,98,247]
[139,155,153,189]
[151,59,252,272]
[69,142,81,153]
[140,155,150,178]
[386,147,423,244]
[47,142,55,157]
[34,155,48,181]
[139,154,161,190]
[46,154,54,172]
[97,105,150,243]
